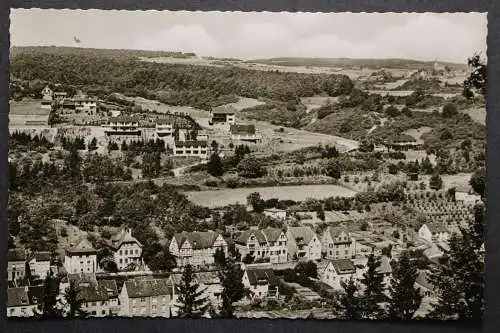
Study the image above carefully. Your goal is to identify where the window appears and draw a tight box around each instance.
[87,260,90,264]
[152,305,157,311]
[92,311,97,315]
[102,310,106,315]
[125,250,128,255]
[119,259,123,264]
[141,298,146,303]
[91,302,96,306]
[119,250,123,255]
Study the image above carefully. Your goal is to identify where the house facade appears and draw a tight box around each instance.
[42,86,53,101]
[263,208,287,220]
[27,251,51,279]
[104,116,141,136]
[319,259,357,291]
[321,226,356,260]
[235,229,268,261]
[242,265,279,299]
[155,120,174,138]
[261,228,288,264]
[418,223,450,243]
[286,226,322,261]
[119,278,175,317]
[173,140,208,159]
[7,248,26,282]
[230,124,261,143]
[74,98,98,115]
[63,238,98,274]
[108,227,144,271]
[209,106,236,126]
[7,286,43,317]
[169,231,228,268]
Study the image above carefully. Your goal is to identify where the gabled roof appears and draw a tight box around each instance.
[109,228,143,250]
[235,229,267,245]
[376,256,392,275]
[99,280,119,298]
[245,268,278,287]
[261,227,284,243]
[77,280,119,302]
[27,251,51,262]
[67,272,98,287]
[287,226,317,245]
[326,226,351,243]
[230,124,256,135]
[66,238,97,255]
[7,288,30,308]
[124,278,173,298]
[330,259,356,275]
[8,248,26,262]
[415,270,434,291]
[173,231,223,250]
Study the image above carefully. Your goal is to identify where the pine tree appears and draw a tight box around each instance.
[333,278,363,320]
[35,272,63,319]
[218,260,245,318]
[207,153,224,177]
[64,280,88,318]
[387,252,422,320]
[359,254,387,319]
[176,264,209,318]
[427,203,484,322]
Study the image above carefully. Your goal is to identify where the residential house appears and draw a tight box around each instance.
[209,106,236,126]
[63,238,98,274]
[7,286,43,317]
[108,227,144,271]
[242,264,279,299]
[173,140,209,159]
[321,226,356,260]
[319,259,357,291]
[196,272,223,308]
[74,97,98,115]
[418,223,450,244]
[169,231,228,268]
[230,124,261,143]
[26,251,51,279]
[196,130,209,142]
[104,116,141,136]
[42,86,53,101]
[119,278,175,317]
[454,185,481,205]
[261,227,288,264]
[7,248,26,282]
[235,228,268,261]
[263,208,287,220]
[53,91,68,100]
[286,226,322,261]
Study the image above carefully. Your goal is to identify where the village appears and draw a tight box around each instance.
[6,44,486,321]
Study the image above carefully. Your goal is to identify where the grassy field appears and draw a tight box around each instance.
[10,100,50,127]
[183,184,357,208]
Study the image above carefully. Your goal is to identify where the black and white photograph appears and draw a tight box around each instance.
[6,9,486,322]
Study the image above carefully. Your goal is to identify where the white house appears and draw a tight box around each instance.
[235,228,268,261]
[173,140,209,159]
[169,231,228,268]
[108,227,144,271]
[418,223,450,244]
[119,278,175,317]
[319,259,357,291]
[454,185,481,205]
[242,264,279,299]
[261,228,288,264]
[63,238,98,274]
[26,251,51,279]
[286,226,322,261]
[197,130,209,142]
[74,97,98,115]
[42,86,53,101]
[7,248,26,282]
[155,119,174,138]
[321,226,356,260]
[263,208,287,220]
[209,106,236,126]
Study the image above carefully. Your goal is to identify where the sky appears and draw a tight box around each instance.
[10,10,487,63]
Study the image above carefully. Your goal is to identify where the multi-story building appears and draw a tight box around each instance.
[119,278,175,317]
[7,286,43,317]
[319,259,357,291]
[263,208,287,220]
[169,231,228,268]
[108,227,144,271]
[173,140,209,159]
[26,251,51,279]
[418,223,450,244]
[7,248,26,282]
[321,226,356,260]
[104,116,141,137]
[74,97,98,115]
[209,106,236,126]
[235,228,268,261]
[242,264,279,299]
[261,228,288,264]
[155,119,174,138]
[63,238,98,274]
[286,226,322,261]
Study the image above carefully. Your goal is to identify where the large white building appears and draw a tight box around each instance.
[119,278,176,317]
[169,231,228,268]
[104,116,141,137]
[63,238,98,274]
[173,140,209,159]
[321,226,356,260]
[209,106,236,127]
[235,227,288,264]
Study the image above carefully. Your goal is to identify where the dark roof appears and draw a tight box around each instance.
[173,231,222,250]
[327,226,350,242]
[415,270,434,291]
[261,228,284,243]
[246,268,278,287]
[230,124,256,135]
[124,278,173,298]
[108,116,139,124]
[174,140,208,148]
[156,119,173,125]
[66,238,97,255]
[7,288,30,307]
[77,280,118,302]
[27,286,44,305]
[330,259,356,275]
[108,228,142,250]
[287,226,317,245]
[8,249,26,262]
[235,229,267,246]
[27,251,51,262]
[212,106,236,114]
[67,272,98,286]
[99,280,119,298]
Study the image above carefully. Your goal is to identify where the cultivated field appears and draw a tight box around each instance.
[10,100,50,127]
[183,184,357,208]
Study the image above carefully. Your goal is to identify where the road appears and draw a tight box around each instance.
[172,160,207,177]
